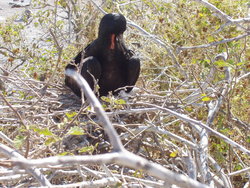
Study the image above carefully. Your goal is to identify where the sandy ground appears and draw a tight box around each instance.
[0,0,101,22]
[0,0,101,61]
[0,0,31,22]
[0,0,54,65]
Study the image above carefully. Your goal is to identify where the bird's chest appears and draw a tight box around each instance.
[102,59,124,81]
[99,52,126,87]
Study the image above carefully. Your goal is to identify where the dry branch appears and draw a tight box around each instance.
[192,0,250,24]
[0,1,249,187]
[12,151,209,188]
[0,144,51,186]
[178,0,250,52]
[61,69,209,188]
[65,69,124,152]
[0,93,25,126]
[137,103,250,156]
[127,124,197,149]
[177,33,249,52]
[48,177,120,188]
[228,167,250,177]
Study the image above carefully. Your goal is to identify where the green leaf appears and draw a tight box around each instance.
[227,59,234,65]
[200,59,210,67]
[185,106,193,112]
[207,36,215,43]
[65,111,77,119]
[33,127,54,136]
[114,99,126,105]
[67,126,85,135]
[58,152,73,156]
[247,136,250,143]
[234,164,243,171]
[101,96,111,103]
[79,146,94,153]
[201,93,211,101]
[202,96,211,101]
[34,22,39,27]
[14,135,26,148]
[45,137,57,146]
[191,59,197,64]
[198,13,204,17]
[220,128,230,134]
[170,150,178,158]
[236,62,244,66]
[102,104,107,109]
[214,60,231,67]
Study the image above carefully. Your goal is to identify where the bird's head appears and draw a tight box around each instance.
[98,13,127,37]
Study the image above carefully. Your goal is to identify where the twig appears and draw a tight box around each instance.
[80,166,164,187]
[192,0,250,24]
[128,125,197,149]
[177,33,249,52]
[105,107,160,116]
[0,93,25,126]
[236,72,250,83]
[0,131,14,146]
[228,167,250,176]
[48,177,120,188]
[26,29,63,110]
[0,144,51,186]
[137,102,250,156]
[89,0,106,14]
[128,21,187,77]
[209,156,232,188]
[0,174,28,182]
[60,106,89,137]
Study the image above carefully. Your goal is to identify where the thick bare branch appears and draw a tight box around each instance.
[35,70,209,188]
[12,152,209,188]
[199,53,230,185]
[65,69,125,152]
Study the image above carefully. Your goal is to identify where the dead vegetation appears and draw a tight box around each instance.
[0,0,249,187]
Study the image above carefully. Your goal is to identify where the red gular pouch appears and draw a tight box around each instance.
[110,34,115,50]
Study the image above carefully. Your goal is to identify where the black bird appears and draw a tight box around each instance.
[65,13,140,97]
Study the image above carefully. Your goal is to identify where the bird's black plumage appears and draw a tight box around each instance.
[65,13,140,97]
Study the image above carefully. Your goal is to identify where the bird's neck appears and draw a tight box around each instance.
[98,33,116,50]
